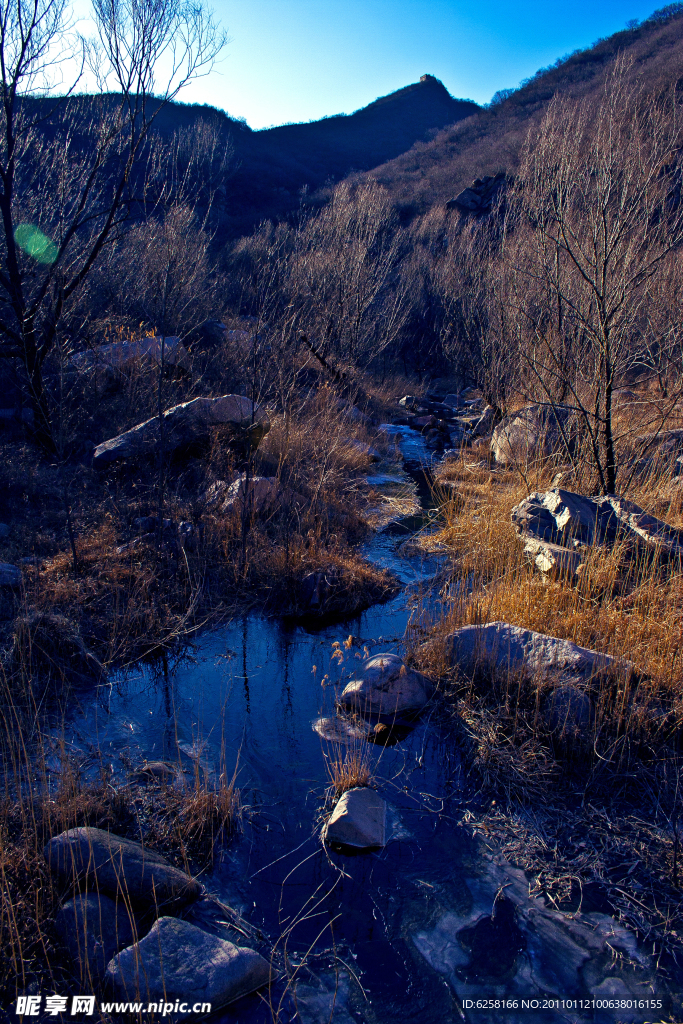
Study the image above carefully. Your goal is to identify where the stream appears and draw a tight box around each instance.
[57,427,682,1023]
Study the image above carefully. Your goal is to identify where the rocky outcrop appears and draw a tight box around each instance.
[55,893,134,982]
[491,404,577,466]
[511,488,683,576]
[339,653,432,720]
[441,621,622,687]
[446,172,506,215]
[105,917,270,1007]
[71,336,190,375]
[323,788,387,849]
[93,396,270,468]
[44,828,201,910]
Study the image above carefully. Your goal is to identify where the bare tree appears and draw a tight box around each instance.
[438,219,521,419]
[0,0,225,449]
[508,57,683,493]
[288,181,408,370]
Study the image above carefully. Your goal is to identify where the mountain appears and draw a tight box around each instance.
[149,75,479,235]
[354,5,683,219]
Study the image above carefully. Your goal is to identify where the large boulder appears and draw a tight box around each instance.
[441,622,622,687]
[93,396,270,468]
[491,404,577,466]
[105,917,270,1007]
[339,653,432,720]
[511,489,683,576]
[55,893,134,982]
[323,788,387,849]
[44,827,201,910]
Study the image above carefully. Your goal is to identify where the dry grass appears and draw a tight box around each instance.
[0,658,242,1009]
[412,442,683,958]
[324,743,373,799]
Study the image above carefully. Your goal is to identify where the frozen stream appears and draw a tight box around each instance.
[57,427,682,1023]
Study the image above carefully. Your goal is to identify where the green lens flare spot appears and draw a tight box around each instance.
[14,223,58,264]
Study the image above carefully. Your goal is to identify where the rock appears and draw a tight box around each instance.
[0,562,21,586]
[105,917,270,1008]
[135,761,179,785]
[220,475,283,515]
[543,683,592,736]
[0,522,9,539]
[93,395,270,468]
[336,399,371,426]
[450,187,480,212]
[441,621,623,687]
[511,488,683,570]
[72,336,190,375]
[399,395,418,410]
[446,171,506,215]
[55,893,134,982]
[323,788,386,849]
[443,394,466,410]
[44,827,201,909]
[339,653,432,720]
[491,404,577,466]
[187,319,227,350]
[312,717,371,743]
[470,404,496,439]
[521,537,584,577]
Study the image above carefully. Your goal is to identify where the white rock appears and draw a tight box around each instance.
[442,622,622,686]
[105,917,270,1008]
[491,404,577,466]
[339,653,432,719]
[323,788,386,849]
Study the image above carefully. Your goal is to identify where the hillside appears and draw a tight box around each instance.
[358,7,683,217]
[149,75,479,235]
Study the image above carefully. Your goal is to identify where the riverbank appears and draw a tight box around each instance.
[3,379,683,1020]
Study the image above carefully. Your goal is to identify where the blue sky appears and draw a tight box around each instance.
[173,0,664,129]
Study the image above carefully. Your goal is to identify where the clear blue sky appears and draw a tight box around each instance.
[175,0,664,129]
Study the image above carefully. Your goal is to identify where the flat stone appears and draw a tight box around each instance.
[105,917,270,1008]
[93,395,270,468]
[339,653,432,720]
[0,562,21,586]
[323,788,386,849]
[441,622,623,687]
[44,827,201,910]
[55,893,134,982]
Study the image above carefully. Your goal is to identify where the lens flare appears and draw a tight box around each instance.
[14,224,58,264]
